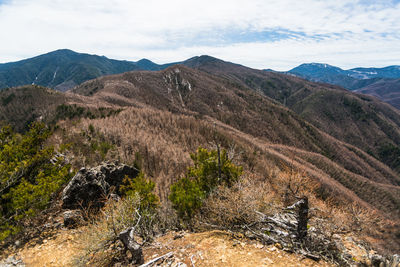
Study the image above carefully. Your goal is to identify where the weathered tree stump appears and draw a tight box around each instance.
[119,227,144,264]
[296,197,309,240]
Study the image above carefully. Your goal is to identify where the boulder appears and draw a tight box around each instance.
[62,162,139,209]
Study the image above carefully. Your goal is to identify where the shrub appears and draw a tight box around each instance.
[169,177,205,220]
[75,192,162,266]
[169,147,243,221]
[75,195,142,266]
[188,147,243,191]
[0,122,73,240]
[119,172,159,212]
[198,173,274,229]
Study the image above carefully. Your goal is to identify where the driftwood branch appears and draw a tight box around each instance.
[139,252,173,267]
[190,254,196,267]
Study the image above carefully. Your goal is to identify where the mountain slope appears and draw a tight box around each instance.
[350,66,400,79]
[355,79,400,109]
[0,50,170,91]
[182,56,400,175]
[0,84,116,131]
[0,85,68,131]
[71,65,400,219]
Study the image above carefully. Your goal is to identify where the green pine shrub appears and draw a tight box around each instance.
[0,122,73,241]
[119,172,159,212]
[169,176,205,220]
[169,147,243,221]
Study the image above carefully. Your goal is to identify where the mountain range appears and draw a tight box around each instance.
[288,63,400,84]
[286,63,400,109]
[0,49,174,91]
[1,50,399,113]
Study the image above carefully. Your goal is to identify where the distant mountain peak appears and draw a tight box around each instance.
[308,62,332,67]
[136,58,154,64]
[185,55,220,64]
[45,49,79,56]
[296,63,344,71]
[0,50,172,91]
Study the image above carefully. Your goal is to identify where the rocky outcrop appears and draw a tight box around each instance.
[61,162,139,209]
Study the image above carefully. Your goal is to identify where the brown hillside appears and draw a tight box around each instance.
[355,79,400,110]
[0,86,67,131]
[54,104,400,253]
[0,85,120,131]
[70,67,400,220]
[182,56,400,174]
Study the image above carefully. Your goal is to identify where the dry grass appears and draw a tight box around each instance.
[197,172,277,229]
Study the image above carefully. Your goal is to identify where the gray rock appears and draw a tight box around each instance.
[61,162,138,209]
[390,254,400,267]
[0,256,25,267]
[62,210,83,227]
[371,255,385,267]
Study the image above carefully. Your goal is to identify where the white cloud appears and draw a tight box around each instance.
[0,0,399,69]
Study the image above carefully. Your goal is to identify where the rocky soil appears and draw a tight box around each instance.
[1,228,334,267]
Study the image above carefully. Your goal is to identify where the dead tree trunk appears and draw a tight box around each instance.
[296,197,308,240]
[119,227,144,264]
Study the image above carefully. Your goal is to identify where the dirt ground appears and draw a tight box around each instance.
[6,228,334,266]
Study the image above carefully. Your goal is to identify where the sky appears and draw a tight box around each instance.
[0,0,399,70]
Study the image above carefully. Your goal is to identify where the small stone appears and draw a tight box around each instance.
[255,243,264,249]
[109,193,121,202]
[263,257,274,264]
[345,236,353,242]
[2,256,25,267]
[174,234,184,240]
[63,210,83,228]
[332,234,341,239]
